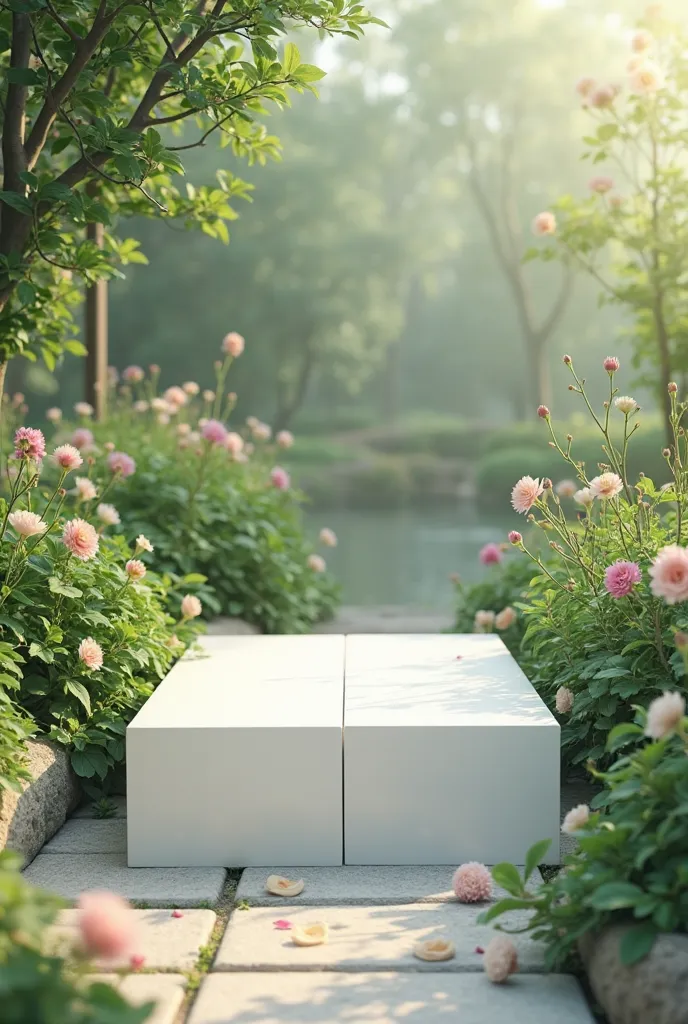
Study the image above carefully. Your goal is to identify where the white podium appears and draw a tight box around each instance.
[127,635,345,867]
[344,634,560,865]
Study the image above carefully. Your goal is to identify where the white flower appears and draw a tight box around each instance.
[562,804,590,834]
[136,534,154,554]
[645,691,686,740]
[97,503,120,526]
[8,510,48,538]
[74,476,97,501]
[614,396,638,415]
[574,487,594,507]
[589,473,623,500]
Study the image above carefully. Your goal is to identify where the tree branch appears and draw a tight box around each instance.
[536,264,574,341]
[0,12,32,264]
[44,1,82,43]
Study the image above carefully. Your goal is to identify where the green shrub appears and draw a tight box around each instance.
[452,554,535,656]
[0,692,34,792]
[481,704,688,968]
[365,415,491,459]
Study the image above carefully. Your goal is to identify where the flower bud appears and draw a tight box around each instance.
[603,356,620,372]
[663,448,671,458]
[668,381,678,394]
[508,530,522,545]
[563,354,572,365]
[537,405,550,419]
[543,478,552,489]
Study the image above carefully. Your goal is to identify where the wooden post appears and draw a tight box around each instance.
[85,221,108,421]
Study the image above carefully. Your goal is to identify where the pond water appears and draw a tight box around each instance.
[305,503,519,610]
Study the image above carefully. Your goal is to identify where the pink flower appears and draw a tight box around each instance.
[537,405,550,419]
[319,528,337,548]
[631,29,652,53]
[590,84,616,108]
[274,920,292,930]
[183,381,199,396]
[202,389,215,403]
[555,479,577,499]
[97,503,120,527]
[78,637,103,671]
[563,354,572,365]
[122,365,144,383]
[589,176,614,194]
[72,427,94,451]
[562,804,589,834]
[479,543,502,566]
[78,891,135,958]
[555,686,573,714]
[589,473,623,500]
[532,211,556,236]
[271,466,291,490]
[603,355,620,372]
[574,487,594,507]
[511,476,544,514]
[508,530,522,545]
[181,594,202,619]
[63,518,99,561]
[645,691,686,740]
[224,432,244,456]
[253,422,272,442]
[575,76,596,98]
[222,331,245,358]
[201,419,228,446]
[668,382,678,394]
[452,862,492,903]
[164,385,187,408]
[107,451,136,478]
[308,553,326,573]
[74,401,94,418]
[126,559,146,581]
[604,560,641,598]
[134,400,149,413]
[630,60,664,94]
[135,534,153,553]
[8,510,47,538]
[495,606,517,631]
[14,426,46,461]
[649,545,688,604]
[46,407,62,423]
[474,609,495,632]
[483,935,518,984]
[276,430,294,449]
[52,444,83,472]
[74,476,97,502]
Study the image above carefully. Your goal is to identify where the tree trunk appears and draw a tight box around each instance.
[84,221,108,421]
[273,344,315,432]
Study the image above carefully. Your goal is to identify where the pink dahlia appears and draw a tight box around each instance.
[97,503,120,527]
[495,606,517,630]
[72,427,94,451]
[74,477,97,502]
[78,637,103,671]
[511,476,544,514]
[222,331,245,358]
[483,935,518,984]
[271,466,291,490]
[604,560,641,598]
[589,473,623,500]
[125,559,146,581]
[52,444,83,473]
[555,686,573,714]
[225,432,244,456]
[181,594,202,619]
[452,862,492,903]
[63,518,99,561]
[78,891,134,958]
[555,479,577,499]
[479,543,503,566]
[532,211,556,236]
[201,419,228,446]
[8,510,47,538]
[164,385,187,408]
[645,691,686,740]
[14,426,46,461]
[107,451,136,478]
[122,365,144,383]
[649,545,688,604]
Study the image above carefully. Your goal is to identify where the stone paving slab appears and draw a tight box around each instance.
[23,853,226,907]
[92,973,186,1024]
[72,795,127,818]
[235,865,542,907]
[51,908,216,970]
[188,972,594,1023]
[42,818,127,854]
[215,902,544,973]
[311,606,453,635]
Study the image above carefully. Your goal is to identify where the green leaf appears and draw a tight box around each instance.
[607,722,644,752]
[477,897,536,924]
[0,190,32,214]
[71,746,108,780]
[597,122,619,141]
[490,862,524,897]
[48,576,83,598]
[619,923,657,965]
[524,838,552,881]
[7,67,40,85]
[283,41,301,75]
[589,882,645,911]
[65,680,91,716]
[294,64,326,83]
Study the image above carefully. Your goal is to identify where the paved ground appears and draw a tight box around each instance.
[23,784,597,1024]
[312,606,454,634]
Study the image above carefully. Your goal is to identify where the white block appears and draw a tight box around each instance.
[127,635,345,867]
[344,634,560,865]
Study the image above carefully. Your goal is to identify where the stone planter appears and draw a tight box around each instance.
[579,925,688,1024]
[0,739,80,865]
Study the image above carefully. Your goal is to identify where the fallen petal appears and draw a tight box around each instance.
[475,946,484,954]
[413,938,456,962]
[274,919,293,930]
[171,909,183,919]
[266,874,305,897]
[292,922,328,947]
[130,954,145,970]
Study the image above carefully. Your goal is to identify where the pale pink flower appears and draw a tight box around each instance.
[52,444,83,472]
[589,473,623,500]
[649,545,688,604]
[604,560,641,598]
[645,691,686,740]
[627,56,644,74]
[74,401,94,418]
[511,476,544,514]
[125,558,146,581]
[276,430,294,449]
[46,407,62,423]
[201,419,228,446]
[123,365,144,383]
[615,396,638,414]
[8,510,47,538]
[271,466,291,490]
[151,397,169,413]
[164,385,187,408]
[135,534,153,553]
[133,400,149,413]
[308,553,326,573]
[590,84,616,108]
[555,479,577,499]
[532,211,556,236]
[609,194,624,209]
[74,476,97,502]
[105,443,116,454]
[63,518,99,560]
[252,422,272,442]
[130,953,145,970]
[603,355,620,372]
[562,804,589,834]
[225,432,244,456]
[183,381,199,396]
[575,76,596,98]
[319,528,337,548]
[474,609,495,632]
[495,606,517,631]
[508,530,522,545]
[202,389,215,403]
[246,416,259,429]
[222,331,245,358]
[479,543,502,566]
[78,891,134,958]
[72,427,94,451]
[107,451,136,478]
[97,503,120,527]
[574,487,594,507]
[483,935,519,983]
[555,686,574,714]
[157,413,170,426]
[631,29,652,52]
[14,426,46,461]
[452,862,491,903]
[177,423,191,437]
[630,60,664,93]
[181,594,202,619]
[78,637,103,672]
[589,175,614,194]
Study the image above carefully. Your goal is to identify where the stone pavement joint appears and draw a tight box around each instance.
[215,902,546,973]
[42,817,127,854]
[91,973,186,1024]
[23,853,226,907]
[188,972,595,1024]
[235,864,542,907]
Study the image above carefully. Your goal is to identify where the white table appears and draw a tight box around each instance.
[126,635,345,867]
[344,634,560,865]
